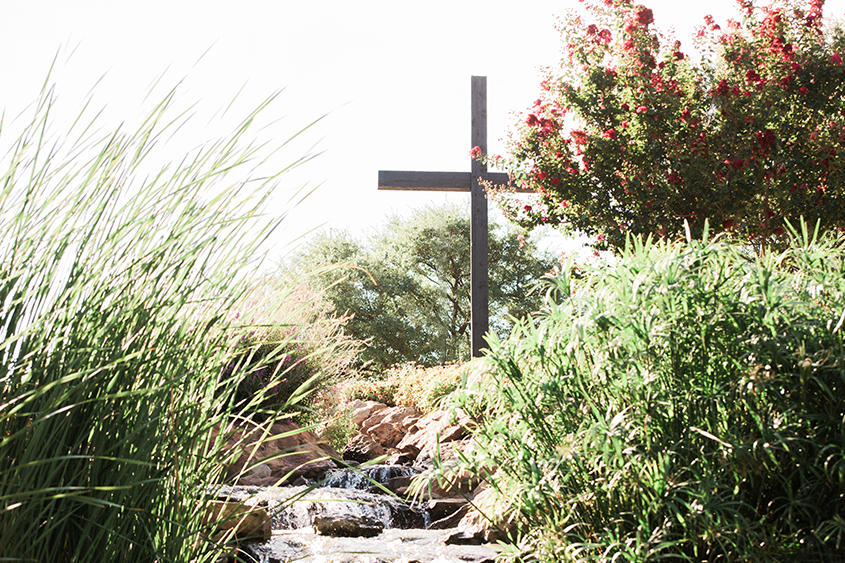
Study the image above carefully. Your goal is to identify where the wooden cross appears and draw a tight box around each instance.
[377,76,512,358]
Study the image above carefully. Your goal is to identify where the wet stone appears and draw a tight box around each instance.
[313,514,384,537]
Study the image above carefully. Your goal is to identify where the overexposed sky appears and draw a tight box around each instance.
[2,1,843,261]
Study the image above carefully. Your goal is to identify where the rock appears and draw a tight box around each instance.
[428,504,470,530]
[456,487,517,544]
[205,500,272,541]
[385,474,413,495]
[410,463,481,500]
[442,529,486,545]
[217,419,341,486]
[361,406,421,449]
[366,420,406,449]
[349,400,387,426]
[426,498,469,522]
[394,409,475,466]
[342,433,385,464]
[379,406,420,429]
[386,450,417,466]
[312,514,385,537]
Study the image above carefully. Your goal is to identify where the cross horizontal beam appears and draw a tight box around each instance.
[378,170,513,192]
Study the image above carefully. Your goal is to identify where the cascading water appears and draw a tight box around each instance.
[266,485,426,530]
[321,464,420,490]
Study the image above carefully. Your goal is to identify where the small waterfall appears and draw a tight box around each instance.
[268,486,422,530]
[320,464,420,490]
[213,479,427,531]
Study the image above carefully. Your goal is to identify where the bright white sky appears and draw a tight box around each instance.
[2,1,844,262]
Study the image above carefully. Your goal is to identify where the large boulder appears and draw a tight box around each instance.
[342,433,385,464]
[394,409,475,465]
[360,406,420,449]
[348,399,388,426]
[452,486,518,544]
[312,514,384,537]
[218,419,341,486]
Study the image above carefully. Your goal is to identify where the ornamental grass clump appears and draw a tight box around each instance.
[0,79,320,562]
[450,223,845,562]
[223,277,362,417]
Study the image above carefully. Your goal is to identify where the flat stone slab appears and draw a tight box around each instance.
[313,514,384,538]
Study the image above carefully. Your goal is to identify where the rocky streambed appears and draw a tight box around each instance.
[214,466,498,562]
[210,401,508,563]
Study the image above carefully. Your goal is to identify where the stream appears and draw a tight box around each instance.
[215,464,499,563]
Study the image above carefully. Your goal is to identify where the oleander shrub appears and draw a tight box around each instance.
[449,223,845,562]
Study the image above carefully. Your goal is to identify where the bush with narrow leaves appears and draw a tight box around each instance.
[449,224,845,562]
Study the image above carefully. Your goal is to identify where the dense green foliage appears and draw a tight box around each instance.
[487,0,845,250]
[0,82,325,562]
[333,361,466,414]
[288,204,558,368]
[448,225,845,561]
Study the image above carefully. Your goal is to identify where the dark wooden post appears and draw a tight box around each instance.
[469,76,489,358]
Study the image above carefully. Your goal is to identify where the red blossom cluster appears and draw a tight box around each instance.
[480,0,845,248]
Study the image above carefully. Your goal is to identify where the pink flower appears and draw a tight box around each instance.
[603,128,618,139]
[832,52,843,66]
[635,6,654,25]
[571,130,589,145]
[712,79,730,97]
[470,146,482,158]
[635,105,647,114]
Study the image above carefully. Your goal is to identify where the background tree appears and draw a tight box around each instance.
[287,204,558,368]
[484,0,845,250]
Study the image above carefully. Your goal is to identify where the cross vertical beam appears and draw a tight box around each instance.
[469,76,489,358]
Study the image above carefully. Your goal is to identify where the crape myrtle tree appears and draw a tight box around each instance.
[287,204,558,369]
[482,0,845,250]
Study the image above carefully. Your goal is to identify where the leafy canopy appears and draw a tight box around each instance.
[486,0,845,250]
[287,204,558,369]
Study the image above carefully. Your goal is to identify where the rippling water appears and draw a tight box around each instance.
[240,528,498,563]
